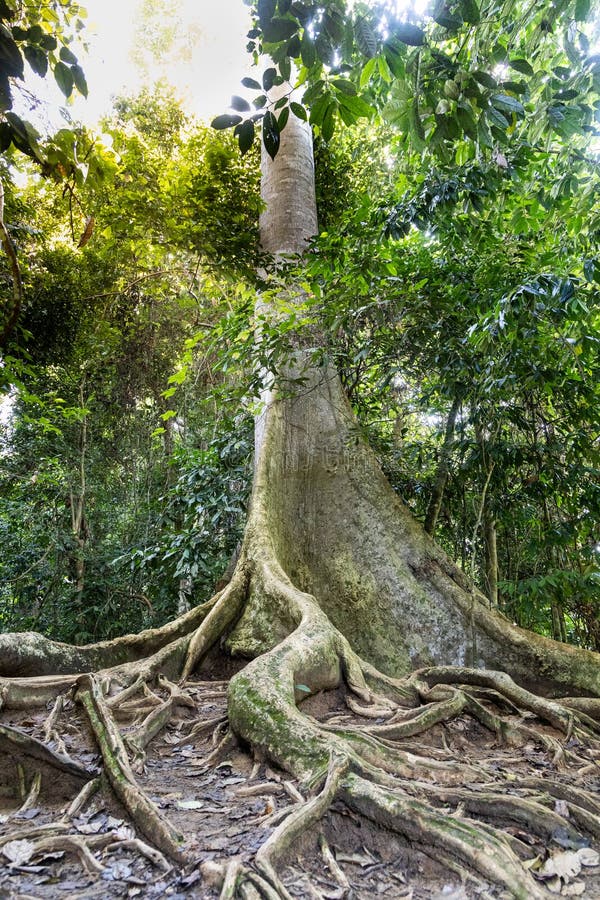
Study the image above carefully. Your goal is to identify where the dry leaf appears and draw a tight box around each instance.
[577,847,600,867]
[77,216,95,248]
[176,799,204,810]
[539,850,582,881]
[546,875,563,894]
[562,883,586,896]
[2,839,35,865]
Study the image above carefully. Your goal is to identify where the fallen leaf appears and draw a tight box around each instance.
[539,850,582,881]
[577,847,600,867]
[176,799,204,810]
[562,882,586,896]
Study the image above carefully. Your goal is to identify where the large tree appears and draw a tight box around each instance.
[2,1,600,897]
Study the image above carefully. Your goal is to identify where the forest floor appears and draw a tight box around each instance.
[2,657,600,899]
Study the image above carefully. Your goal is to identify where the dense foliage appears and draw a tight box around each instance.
[0,0,599,647]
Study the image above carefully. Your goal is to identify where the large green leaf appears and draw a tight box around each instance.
[0,25,23,78]
[53,60,74,97]
[23,44,47,77]
[290,101,306,120]
[491,93,525,115]
[59,45,77,65]
[263,67,277,91]
[354,15,377,58]
[459,0,480,24]
[234,119,255,155]
[393,24,426,47]
[262,109,280,159]
[211,114,243,130]
[71,64,87,97]
[262,17,298,43]
[509,58,534,76]
[231,95,251,112]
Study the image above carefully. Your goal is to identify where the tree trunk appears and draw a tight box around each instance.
[483,503,499,608]
[424,395,460,536]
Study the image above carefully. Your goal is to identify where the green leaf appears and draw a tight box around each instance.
[211,114,243,130]
[473,70,497,89]
[71,64,87,97]
[262,109,280,159]
[323,8,345,44]
[0,25,23,78]
[393,24,426,46]
[354,15,377,58]
[491,93,525,115]
[322,101,336,140]
[0,120,11,150]
[309,92,330,127]
[459,0,480,23]
[290,101,306,120]
[433,0,463,32]
[54,60,74,97]
[262,17,298,42]
[338,93,373,119]
[242,76,261,90]
[486,105,509,128]
[231,95,251,112]
[508,57,534,76]
[300,32,316,68]
[258,0,277,22]
[23,43,47,77]
[295,683,311,693]
[315,32,334,65]
[38,34,57,51]
[263,67,277,91]
[26,25,44,42]
[235,118,255,155]
[0,75,11,110]
[278,105,289,130]
[384,38,406,78]
[409,102,426,150]
[332,78,357,96]
[553,88,579,100]
[359,56,377,88]
[287,33,301,57]
[575,0,591,20]
[59,45,77,65]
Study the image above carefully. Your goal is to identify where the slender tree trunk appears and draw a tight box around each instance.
[424,395,460,535]
[70,382,89,623]
[483,505,498,608]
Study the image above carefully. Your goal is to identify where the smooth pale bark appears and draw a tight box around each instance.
[233,86,600,698]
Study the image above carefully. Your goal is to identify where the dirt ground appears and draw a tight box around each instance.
[2,663,600,899]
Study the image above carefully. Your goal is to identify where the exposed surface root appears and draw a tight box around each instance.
[75,673,186,863]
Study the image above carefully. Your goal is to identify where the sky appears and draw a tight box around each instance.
[26,0,255,128]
